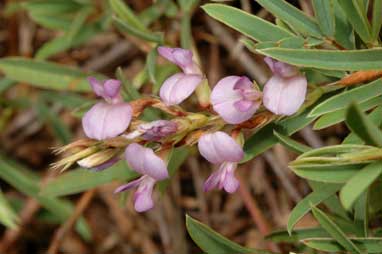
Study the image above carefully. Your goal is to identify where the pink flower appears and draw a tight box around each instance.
[158,47,204,105]
[114,175,156,212]
[157,46,202,75]
[263,57,307,116]
[210,76,262,124]
[82,77,132,140]
[139,120,178,141]
[198,131,244,193]
[125,143,169,180]
[204,162,239,193]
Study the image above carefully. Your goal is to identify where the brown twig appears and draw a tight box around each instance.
[237,173,280,253]
[47,189,96,254]
[263,151,302,203]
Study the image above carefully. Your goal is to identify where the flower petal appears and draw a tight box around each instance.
[158,46,193,68]
[88,77,104,97]
[203,169,221,192]
[211,76,259,124]
[125,143,169,180]
[198,132,244,164]
[159,73,202,105]
[221,163,239,193]
[114,177,142,193]
[103,79,121,99]
[210,132,244,162]
[134,176,156,212]
[264,57,298,78]
[263,75,307,115]
[82,102,132,140]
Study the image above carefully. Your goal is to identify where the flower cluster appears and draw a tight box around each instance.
[72,46,308,212]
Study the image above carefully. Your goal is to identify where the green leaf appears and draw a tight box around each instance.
[345,103,382,147]
[337,0,372,43]
[311,206,362,253]
[116,67,141,100]
[0,156,91,240]
[291,163,364,183]
[35,100,72,144]
[0,57,101,91]
[146,47,158,86]
[313,95,382,130]
[186,215,274,254]
[266,227,330,243]
[202,4,293,42]
[113,17,164,44]
[303,237,382,253]
[255,0,322,38]
[372,0,382,40]
[0,189,19,229]
[340,161,382,210]
[309,79,382,117]
[343,105,382,144]
[178,0,199,12]
[312,0,335,37]
[109,0,147,31]
[243,109,316,162]
[259,48,382,71]
[36,21,103,59]
[29,13,72,31]
[180,13,192,49]
[273,130,311,154]
[333,0,356,49]
[41,161,137,197]
[22,0,82,15]
[139,0,177,26]
[287,183,341,234]
[0,78,15,94]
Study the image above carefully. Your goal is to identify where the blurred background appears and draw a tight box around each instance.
[0,0,343,253]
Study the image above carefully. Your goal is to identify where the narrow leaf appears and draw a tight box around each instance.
[0,57,100,91]
[311,206,362,253]
[259,48,382,71]
[309,79,382,117]
[337,0,372,43]
[255,0,322,37]
[312,0,335,37]
[345,103,382,147]
[273,130,311,154]
[313,95,382,130]
[186,215,274,254]
[287,183,341,233]
[202,4,293,42]
[340,161,382,210]
[372,0,382,40]
[303,237,382,253]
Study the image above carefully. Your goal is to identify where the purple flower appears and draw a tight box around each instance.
[157,46,202,75]
[125,143,169,180]
[139,120,178,141]
[263,57,307,116]
[158,46,204,105]
[204,162,239,193]
[198,131,244,193]
[210,76,262,124]
[82,77,132,140]
[114,175,156,212]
